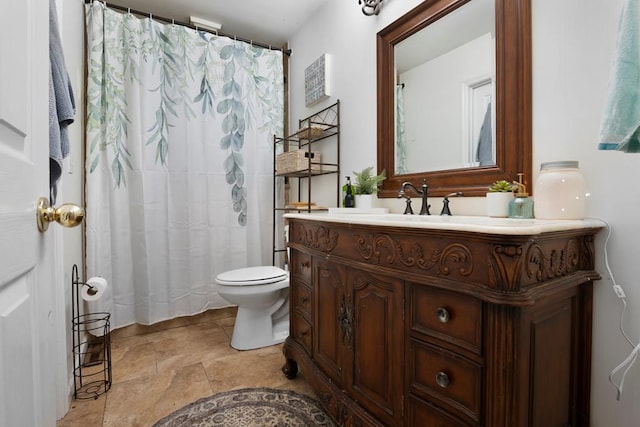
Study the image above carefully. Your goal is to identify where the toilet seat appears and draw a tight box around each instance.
[216,266,288,286]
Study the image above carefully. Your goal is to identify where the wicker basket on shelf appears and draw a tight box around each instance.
[294,125,327,140]
[276,150,322,174]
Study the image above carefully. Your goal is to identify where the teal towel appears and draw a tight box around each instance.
[598,0,640,153]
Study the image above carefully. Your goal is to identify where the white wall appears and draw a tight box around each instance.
[289,0,640,425]
[288,0,423,201]
[57,0,85,417]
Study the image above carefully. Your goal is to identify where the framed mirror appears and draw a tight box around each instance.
[376,0,531,198]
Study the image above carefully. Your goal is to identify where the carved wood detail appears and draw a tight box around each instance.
[292,221,601,299]
[352,269,395,292]
[488,244,524,292]
[525,238,580,282]
[353,232,473,276]
[338,294,354,349]
[353,233,396,264]
[487,237,591,292]
[582,235,596,270]
[294,223,339,253]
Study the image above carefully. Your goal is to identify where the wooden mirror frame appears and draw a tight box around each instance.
[376,0,531,198]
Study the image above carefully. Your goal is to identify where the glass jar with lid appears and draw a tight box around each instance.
[535,161,586,220]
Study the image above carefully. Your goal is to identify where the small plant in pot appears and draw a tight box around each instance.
[353,167,386,208]
[488,180,515,193]
[486,179,515,217]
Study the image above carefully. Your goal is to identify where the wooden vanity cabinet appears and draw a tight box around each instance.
[282,217,602,427]
[314,258,404,426]
[285,251,404,426]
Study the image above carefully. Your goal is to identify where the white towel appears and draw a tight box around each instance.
[598,0,640,153]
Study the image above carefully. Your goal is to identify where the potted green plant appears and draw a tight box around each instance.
[352,167,386,208]
[486,179,515,217]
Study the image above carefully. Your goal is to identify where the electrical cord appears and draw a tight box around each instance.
[593,217,639,400]
[610,343,640,401]
[599,218,636,347]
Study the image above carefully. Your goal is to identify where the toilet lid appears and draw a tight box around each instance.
[216,266,288,286]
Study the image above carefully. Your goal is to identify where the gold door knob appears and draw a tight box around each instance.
[37,197,84,232]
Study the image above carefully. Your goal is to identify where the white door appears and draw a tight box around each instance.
[0,0,59,426]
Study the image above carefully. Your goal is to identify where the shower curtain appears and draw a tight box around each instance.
[84,2,284,329]
[396,84,408,174]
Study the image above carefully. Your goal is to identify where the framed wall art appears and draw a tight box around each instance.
[305,54,331,107]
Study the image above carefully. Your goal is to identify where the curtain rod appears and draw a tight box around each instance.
[83,0,292,56]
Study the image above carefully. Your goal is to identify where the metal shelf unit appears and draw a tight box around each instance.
[272,100,340,266]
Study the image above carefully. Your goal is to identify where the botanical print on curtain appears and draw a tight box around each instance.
[84,2,284,329]
[395,84,408,174]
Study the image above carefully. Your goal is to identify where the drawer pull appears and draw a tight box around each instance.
[435,371,450,388]
[300,261,310,269]
[299,295,309,304]
[298,330,309,338]
[436,307,450,323]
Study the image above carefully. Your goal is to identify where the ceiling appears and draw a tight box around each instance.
[103,0,325,47]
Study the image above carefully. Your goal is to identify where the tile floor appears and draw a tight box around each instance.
[57,307,314,426]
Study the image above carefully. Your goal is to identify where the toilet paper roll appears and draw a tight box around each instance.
[82,277,108,302]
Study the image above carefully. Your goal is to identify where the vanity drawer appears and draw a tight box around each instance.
[407,394,476,427]
[291,281,312,320]
[290,250,312,282]
[410,285,482,354]
[408,339,482,423]
[291,313,313,355]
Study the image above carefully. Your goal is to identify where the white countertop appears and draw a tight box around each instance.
[284,212,606,235]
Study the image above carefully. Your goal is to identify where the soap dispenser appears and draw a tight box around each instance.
[508,173,534,219]
[344,176,355,208]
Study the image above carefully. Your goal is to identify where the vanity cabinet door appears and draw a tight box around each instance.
[313,258,347,387]
[313,258,404,426]
[348,269,404,427]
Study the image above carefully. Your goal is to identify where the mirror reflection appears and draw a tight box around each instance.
[394,0,495,175]
[377,0,531,198]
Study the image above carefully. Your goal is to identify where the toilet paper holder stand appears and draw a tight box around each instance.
[71,264,112,400]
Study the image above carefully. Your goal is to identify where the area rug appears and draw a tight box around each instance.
[153,387,337,427]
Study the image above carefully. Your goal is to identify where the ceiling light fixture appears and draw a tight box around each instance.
[189,16,222,31]
[359,0,382,16]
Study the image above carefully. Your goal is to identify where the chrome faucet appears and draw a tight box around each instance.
[397,180,430,215]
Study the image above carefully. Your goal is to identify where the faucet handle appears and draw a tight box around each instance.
[440,192,462,216]
[440,199,452,216]
[403,197,414,215]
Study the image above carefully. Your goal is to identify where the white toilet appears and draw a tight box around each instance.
[215,266,290,350]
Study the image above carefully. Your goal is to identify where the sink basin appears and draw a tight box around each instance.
[284,212,605,235]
